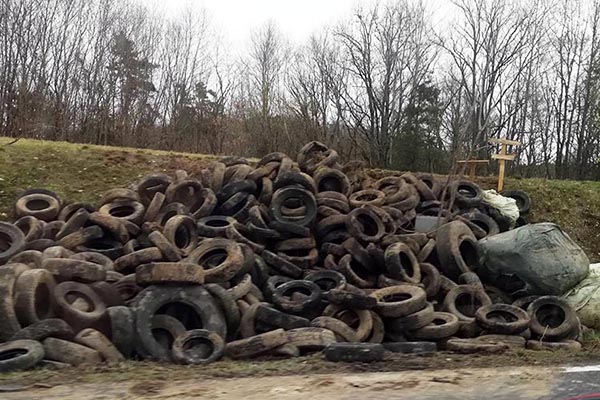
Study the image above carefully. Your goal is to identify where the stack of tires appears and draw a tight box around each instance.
[0,141,581,370]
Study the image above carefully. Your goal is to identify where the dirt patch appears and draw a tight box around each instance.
[0,346,597,388]
[0,366,558,400]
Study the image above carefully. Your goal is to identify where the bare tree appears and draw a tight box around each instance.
[335,1,437,167]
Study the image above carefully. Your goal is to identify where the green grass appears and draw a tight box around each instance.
[2,136,599,259]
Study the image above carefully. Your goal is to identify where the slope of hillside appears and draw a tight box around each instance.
[2,137,599,260]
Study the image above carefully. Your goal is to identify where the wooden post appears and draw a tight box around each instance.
[457,159,489,180]
[489,138,521,192]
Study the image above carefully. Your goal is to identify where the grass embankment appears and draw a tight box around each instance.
[2,136,599,259]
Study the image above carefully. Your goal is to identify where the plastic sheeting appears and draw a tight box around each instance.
[565,263,600,330]
[478,223,590,296]
[481,189,520,224]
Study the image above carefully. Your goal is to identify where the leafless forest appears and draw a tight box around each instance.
[2,0,600,179]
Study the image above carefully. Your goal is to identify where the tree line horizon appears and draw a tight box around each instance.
[2,0,600,179]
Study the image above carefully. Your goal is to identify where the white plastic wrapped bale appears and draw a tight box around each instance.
[565,263,600,330]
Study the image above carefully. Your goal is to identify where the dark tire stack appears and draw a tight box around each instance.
[0,140,580,371]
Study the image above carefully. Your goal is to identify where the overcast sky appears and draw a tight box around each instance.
[140,0,449,54]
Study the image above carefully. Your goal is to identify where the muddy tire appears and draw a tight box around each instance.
[204,284,241,340]
[15,193,61,221]
[272,280,322,314]
[444,285,492,322]
[132,285,226,361]
[186,238,244,283]
[0,265,24,340]
[0,340,44,372]
[172,329,225,365]
[324,287,377,310]
[387,303,435,332]
[53,281,107,332]
[286,327,337,350]
[42,258,107,282]
[370,285,427,318]
[105,306,135,358]
[135,262,205,286]
[323,343,384,362]
[383,341,437,354]
[225,329,288,359]
[14,269,56,326]
[75,328,125,363]
[10,318,74,342]
[475,304,530,335]
[527,296,578,341]
[445,338,508,354]
[409,312,460,340]
[0,222,26,264]
[43,337,102,366]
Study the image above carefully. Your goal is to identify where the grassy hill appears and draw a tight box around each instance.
[2,137,599,261]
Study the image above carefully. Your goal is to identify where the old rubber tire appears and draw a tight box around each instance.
[42,337,102,366]
[475,304,530,335]
[75,328,125,363]
[186,238,244,283]
[0,265,24,340]
[132,285,226,361]
[444,285,492,322]
[527,296,578,341]
[435,221,479,279]
[135,262,205,286]
[52,281,107,332]
[105,306,136,358]
[225,329,288,359]
[323,343,384,363]
[409,312,460,340]
[172,329,225,365]
[272,280,322,314]
[383,341,437,354]
[42,258,107,282]
[0,222,26,264]
[370,285,427,318]
[10,318,74,342]
[0,339,45,372]
[14,269,56,326]
[325,287,377,310]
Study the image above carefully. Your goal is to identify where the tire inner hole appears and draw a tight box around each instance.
[349,258,371,281]
[536,304,565,328]
[356,213,379,237]
[486,310,518,323]
[0,232,13,251]
[459,239,480,269]
[200,249,228,269]
[398,252,415,277]
[182,337,214,359]
[109,205,135,218]
[319,176,343,192]
[335,309,359,329]
[26,199,50,211]
[455,292,482,317]
[174,225,191,249]
[0,349,27,360]
[382,293,411,303]
[65,291,93,313]
[158,303,203,330]
[35,284,52,317]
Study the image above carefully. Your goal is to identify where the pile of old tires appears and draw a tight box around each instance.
[0,141,581,370]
